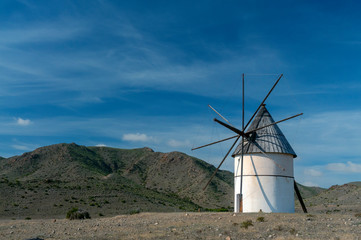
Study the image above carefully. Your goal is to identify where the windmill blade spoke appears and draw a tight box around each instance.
[208,105,234,126]
[244,74,283,130]
[246,113,303,135]
[213,118,246,137]
[191,135,239,151]
[203,135,241,191]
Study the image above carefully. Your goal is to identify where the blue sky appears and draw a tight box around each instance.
[1,0,361,188]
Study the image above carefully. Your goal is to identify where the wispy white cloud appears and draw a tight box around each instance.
[16,118,32,126]
[95,144,107,147]
[167,139,191,148]
[302,181,319,187]
[283,110,361,163]
[12,144,32,151]
[296,162,361,188]
[326,161,361,173]
[304,168,323,177]
[0,8,287,104]
[0,21,86,45]
[122,133,154,142]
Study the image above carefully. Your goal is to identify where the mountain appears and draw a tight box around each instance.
[296,182,325,199]
[348,181,361,187]
[0,143,233,218]
[2,143,357,219]
[296,182,361,213]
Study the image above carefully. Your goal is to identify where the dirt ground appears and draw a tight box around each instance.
[0,212,360,240]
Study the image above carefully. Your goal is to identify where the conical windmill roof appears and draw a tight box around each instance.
[233,105,297,158]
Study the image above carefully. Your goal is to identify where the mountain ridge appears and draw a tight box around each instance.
[1,143,359,218]
[0,143,234,218]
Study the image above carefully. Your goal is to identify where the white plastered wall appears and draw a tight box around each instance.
[234,153,294,213]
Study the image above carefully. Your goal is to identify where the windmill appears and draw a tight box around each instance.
[192,74,307,213]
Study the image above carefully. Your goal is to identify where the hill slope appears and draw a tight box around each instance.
[0,143,233,218]
[296,182,325,199]
[2,143,353,219]
[299,182,361,213]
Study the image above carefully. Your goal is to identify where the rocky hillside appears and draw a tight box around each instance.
[2,143,355,219]
[296,182,325,199]
[299,182,361,214]
[0,143,233,218]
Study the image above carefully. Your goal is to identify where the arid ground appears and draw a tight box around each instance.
[1,212,360,240]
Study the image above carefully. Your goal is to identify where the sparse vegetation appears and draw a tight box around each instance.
[240,220,253,229]
[256,216,265,222]
[66,207,91,220]
[127,209,141,215]
[205,207,228,212]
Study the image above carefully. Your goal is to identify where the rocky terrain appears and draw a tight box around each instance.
[299,182,361,214]
[1,211,360,240]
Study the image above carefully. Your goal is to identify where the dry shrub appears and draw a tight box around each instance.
[241,220,253,229]
[66,207,91,220]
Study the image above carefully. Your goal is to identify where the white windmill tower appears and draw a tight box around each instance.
[192,74,307,213]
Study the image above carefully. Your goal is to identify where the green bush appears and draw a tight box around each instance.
[127,208,140,215]
[256,216,265,222]
[66,207,91,220]
[241,220,253,229]
[205,207,228,212]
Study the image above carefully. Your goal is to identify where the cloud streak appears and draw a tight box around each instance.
[304,168,323,177]
[0,23,85,45]
[122,133,154,142]
[16,118,32,126]
[326,161,361,173]
[284,110,361,162]
[12,144,32,151]
[167,139,191,148]
[95,144,107,147]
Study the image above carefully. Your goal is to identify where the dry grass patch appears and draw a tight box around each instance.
[240,220,253,229]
